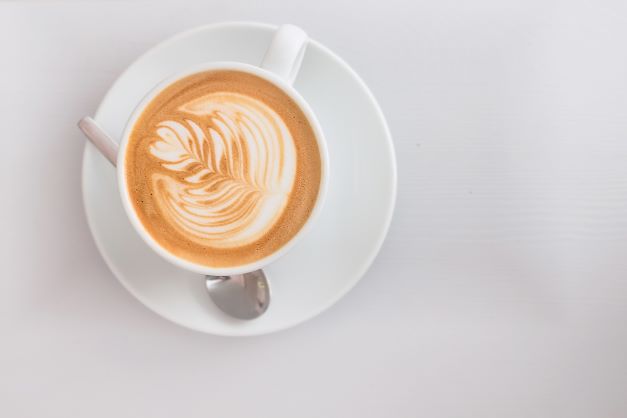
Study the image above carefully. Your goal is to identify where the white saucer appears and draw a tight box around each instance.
[82,22,396,336]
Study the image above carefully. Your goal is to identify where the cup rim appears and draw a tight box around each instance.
[116,61,329,276]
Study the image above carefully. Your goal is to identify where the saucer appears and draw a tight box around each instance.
[82,22,397,336]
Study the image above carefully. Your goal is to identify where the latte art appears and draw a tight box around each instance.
[125,70,322,268]
[149,92,297,248]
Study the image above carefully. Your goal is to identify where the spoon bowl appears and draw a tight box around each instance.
[205,270,270,320]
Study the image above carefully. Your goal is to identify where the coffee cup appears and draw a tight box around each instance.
[80,24,329,276]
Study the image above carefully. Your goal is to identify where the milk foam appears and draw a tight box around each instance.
[148,92,297,248]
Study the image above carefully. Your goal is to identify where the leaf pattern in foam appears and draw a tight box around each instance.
[147,92,297,247]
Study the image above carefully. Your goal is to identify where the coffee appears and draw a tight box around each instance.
[125,70,322,268]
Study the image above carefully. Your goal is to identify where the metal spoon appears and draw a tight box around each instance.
[77,116,271,320]
[205,270,270,319]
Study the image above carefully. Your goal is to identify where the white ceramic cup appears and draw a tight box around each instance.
[81,24,329,276]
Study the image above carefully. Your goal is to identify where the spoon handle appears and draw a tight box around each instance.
[78,117,119,166]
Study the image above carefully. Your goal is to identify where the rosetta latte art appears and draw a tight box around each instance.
[148,92,297,248]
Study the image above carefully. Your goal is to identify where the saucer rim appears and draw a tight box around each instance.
[81,21,397,336]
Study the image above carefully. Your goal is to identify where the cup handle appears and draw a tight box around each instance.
[78,116,119,166]
[260,24,308,85]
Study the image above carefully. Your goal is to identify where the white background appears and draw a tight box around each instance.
[2,1,627,417]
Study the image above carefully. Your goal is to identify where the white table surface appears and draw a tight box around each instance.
[2,1,627,417]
